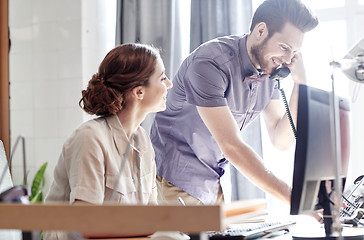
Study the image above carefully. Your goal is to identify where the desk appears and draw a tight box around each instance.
[76,217,364,239]
[0,203,222,235]
[82,216,318,240]
[0,198,265,237]
[1,203,362,239]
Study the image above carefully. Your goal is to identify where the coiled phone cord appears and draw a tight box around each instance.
[277,80,297,139]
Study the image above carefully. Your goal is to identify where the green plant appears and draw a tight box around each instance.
[29,162,48,203]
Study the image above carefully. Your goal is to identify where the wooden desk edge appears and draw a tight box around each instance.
[0,203,223,234]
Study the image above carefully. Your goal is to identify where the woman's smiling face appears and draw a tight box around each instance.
[141,58,173,113]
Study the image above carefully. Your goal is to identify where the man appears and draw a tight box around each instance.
[150,0,319,205]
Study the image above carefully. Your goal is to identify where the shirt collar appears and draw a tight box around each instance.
[105,115,146,156]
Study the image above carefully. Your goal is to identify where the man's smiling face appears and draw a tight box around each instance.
[250,22,304,75]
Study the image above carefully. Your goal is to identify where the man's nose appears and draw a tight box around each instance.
[282,51,294,64]
[282,53,293,64]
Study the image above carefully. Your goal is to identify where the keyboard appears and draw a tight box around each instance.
[340,176,364,222]
[207,220,296,240]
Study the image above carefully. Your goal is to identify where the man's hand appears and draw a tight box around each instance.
[310,210,324,224]
[285,52,307,85]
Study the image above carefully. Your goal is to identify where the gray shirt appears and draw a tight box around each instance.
[150,35,280,205]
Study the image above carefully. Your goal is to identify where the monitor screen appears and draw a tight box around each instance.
[290,84,351,215]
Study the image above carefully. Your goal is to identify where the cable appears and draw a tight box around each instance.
[277,80,297,139]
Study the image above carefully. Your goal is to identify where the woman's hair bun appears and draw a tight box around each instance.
[79,43,160,116]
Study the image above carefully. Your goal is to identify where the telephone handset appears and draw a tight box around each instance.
[269,67,297,139]
[269,66,291,82]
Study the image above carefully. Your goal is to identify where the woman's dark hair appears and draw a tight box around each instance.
[79,43,161,116]
[250,0,319,38]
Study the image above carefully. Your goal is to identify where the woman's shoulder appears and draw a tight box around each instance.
[136,126,154,152]
[61,116,113,159]
[135,126,149,144]
[66,117,109,144]
[77,116,108,132]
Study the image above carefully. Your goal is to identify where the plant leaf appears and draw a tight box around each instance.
[30,162,48,201]
[30,191,43,203]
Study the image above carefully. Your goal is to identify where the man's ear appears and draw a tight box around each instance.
[255,22,268,41]
[132,86,145,100]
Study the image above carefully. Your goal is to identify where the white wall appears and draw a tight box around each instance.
[8,0,116,195]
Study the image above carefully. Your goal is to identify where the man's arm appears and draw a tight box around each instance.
[197,106,291,204]
[262,52,306,150]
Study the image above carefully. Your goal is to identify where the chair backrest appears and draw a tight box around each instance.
[0,140,13,193]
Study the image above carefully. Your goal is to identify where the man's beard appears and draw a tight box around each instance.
[250,37,274,75]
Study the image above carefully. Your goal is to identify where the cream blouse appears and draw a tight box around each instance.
[45,114,157,205]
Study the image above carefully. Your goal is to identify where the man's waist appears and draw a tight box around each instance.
[157,172,221,205]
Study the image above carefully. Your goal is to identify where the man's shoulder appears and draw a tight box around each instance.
[193,35,245,64]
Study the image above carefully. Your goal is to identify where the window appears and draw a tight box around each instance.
[302,0,345,9]
[260,0,362,214]
[178,0,191,60]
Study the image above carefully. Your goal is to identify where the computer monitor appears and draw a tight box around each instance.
[290,85,357,239]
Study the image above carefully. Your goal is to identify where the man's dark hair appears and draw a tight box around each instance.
[250,0,319,38]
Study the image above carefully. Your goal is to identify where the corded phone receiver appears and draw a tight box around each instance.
[269,66,291,81]
[269,67,297,139]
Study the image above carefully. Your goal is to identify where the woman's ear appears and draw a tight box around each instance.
[132,86,144,100]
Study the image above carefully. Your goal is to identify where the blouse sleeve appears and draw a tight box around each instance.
[64,126,106,204]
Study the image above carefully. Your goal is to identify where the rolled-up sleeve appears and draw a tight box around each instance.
[65,127,106,204]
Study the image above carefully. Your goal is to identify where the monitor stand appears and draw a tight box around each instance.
[292,183,364,239]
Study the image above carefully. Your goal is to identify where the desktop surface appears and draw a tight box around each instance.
[206,214,364,240]
[84,214,364,240]
[1,201,362,239]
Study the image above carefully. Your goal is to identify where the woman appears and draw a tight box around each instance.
[44,43,172,238]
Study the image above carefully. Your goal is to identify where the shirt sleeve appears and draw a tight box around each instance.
[184,59,228,107]
[64,126,106,204]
